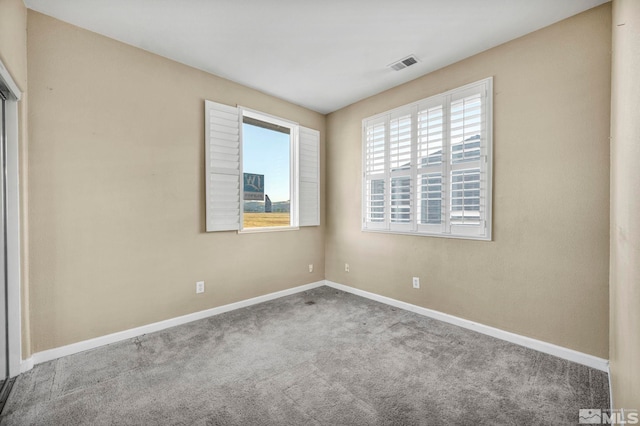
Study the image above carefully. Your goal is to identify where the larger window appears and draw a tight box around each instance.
[363,78,492,240]
[205,101,320,232]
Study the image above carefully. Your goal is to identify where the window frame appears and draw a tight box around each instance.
[361,77,493,241]
[238,107,299,233]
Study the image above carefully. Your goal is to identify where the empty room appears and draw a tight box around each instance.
[0,0,638,424]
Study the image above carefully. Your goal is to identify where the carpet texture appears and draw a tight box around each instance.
[1,286,609,425]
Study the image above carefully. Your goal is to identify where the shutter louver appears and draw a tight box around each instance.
[366,179,385,223]
[390,176,411,224]
[418,172,443,225]
[417,104,445,228]
[450,93,482,164]
[299,126,320,227]
[450,169,481,225]
[205,100,241,232]
[390,114,412,171]
[364,120,387,229]
[448,89,486,236]
[418,105,444,166]
[365,122,385,175]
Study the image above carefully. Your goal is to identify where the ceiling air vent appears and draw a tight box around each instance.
[388,55,419,71]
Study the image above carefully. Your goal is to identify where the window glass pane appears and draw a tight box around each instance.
[391,177,411,223]
[418,173,442,224]
[367,179,385,222]
[450,168,481,225]
[242,120,290,228]
[451,94,482,164]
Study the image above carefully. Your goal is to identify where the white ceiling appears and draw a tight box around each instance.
[25,0,608,114]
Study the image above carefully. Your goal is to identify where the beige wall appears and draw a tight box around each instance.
[326,5,611,358]
[26,11,325,353]
[610,0,640,409]
[0,0,30,358]
[0,0,27,90]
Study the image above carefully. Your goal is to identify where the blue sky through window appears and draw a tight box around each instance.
[242,123,290,202]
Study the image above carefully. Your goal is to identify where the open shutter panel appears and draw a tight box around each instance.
[299,126,320,226]
[205,100,241,232]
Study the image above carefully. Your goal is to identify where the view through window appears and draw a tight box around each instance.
[242,118,291,229]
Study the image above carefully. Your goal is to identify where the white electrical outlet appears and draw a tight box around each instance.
[309,264,314,273]
[196,281,205,294]
[345,263,350,272]
[412,277,420,289]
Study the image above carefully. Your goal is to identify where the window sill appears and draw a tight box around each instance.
[238,226,300,234]
[362,227,491,241]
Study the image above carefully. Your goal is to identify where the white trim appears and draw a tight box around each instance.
[484,77,493,241]
[19,357,33,374]
[238,226,299,234]
[24,281,325,368]
[238,106,300,230]
[0,61,22,102]
[362,228,493,241]
[0,58,23,378]
[608,364,614,410]
[239,106,298,129]
[5,92,22,378]
[291,125,299,227]
[324,280,609,372]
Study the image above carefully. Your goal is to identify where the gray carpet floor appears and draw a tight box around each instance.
[1,286,609,425]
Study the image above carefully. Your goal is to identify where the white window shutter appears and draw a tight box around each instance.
[448,83,489,238]
[361,77,492,240]
[205,100,241,232]
[363,119,387,230]
[299,126,320,226]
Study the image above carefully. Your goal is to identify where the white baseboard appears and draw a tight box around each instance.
[21,279,608,375]
[324,280,609,372]
[23,281,326,369]
[608,365,614,410]
[20,357,34,374]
